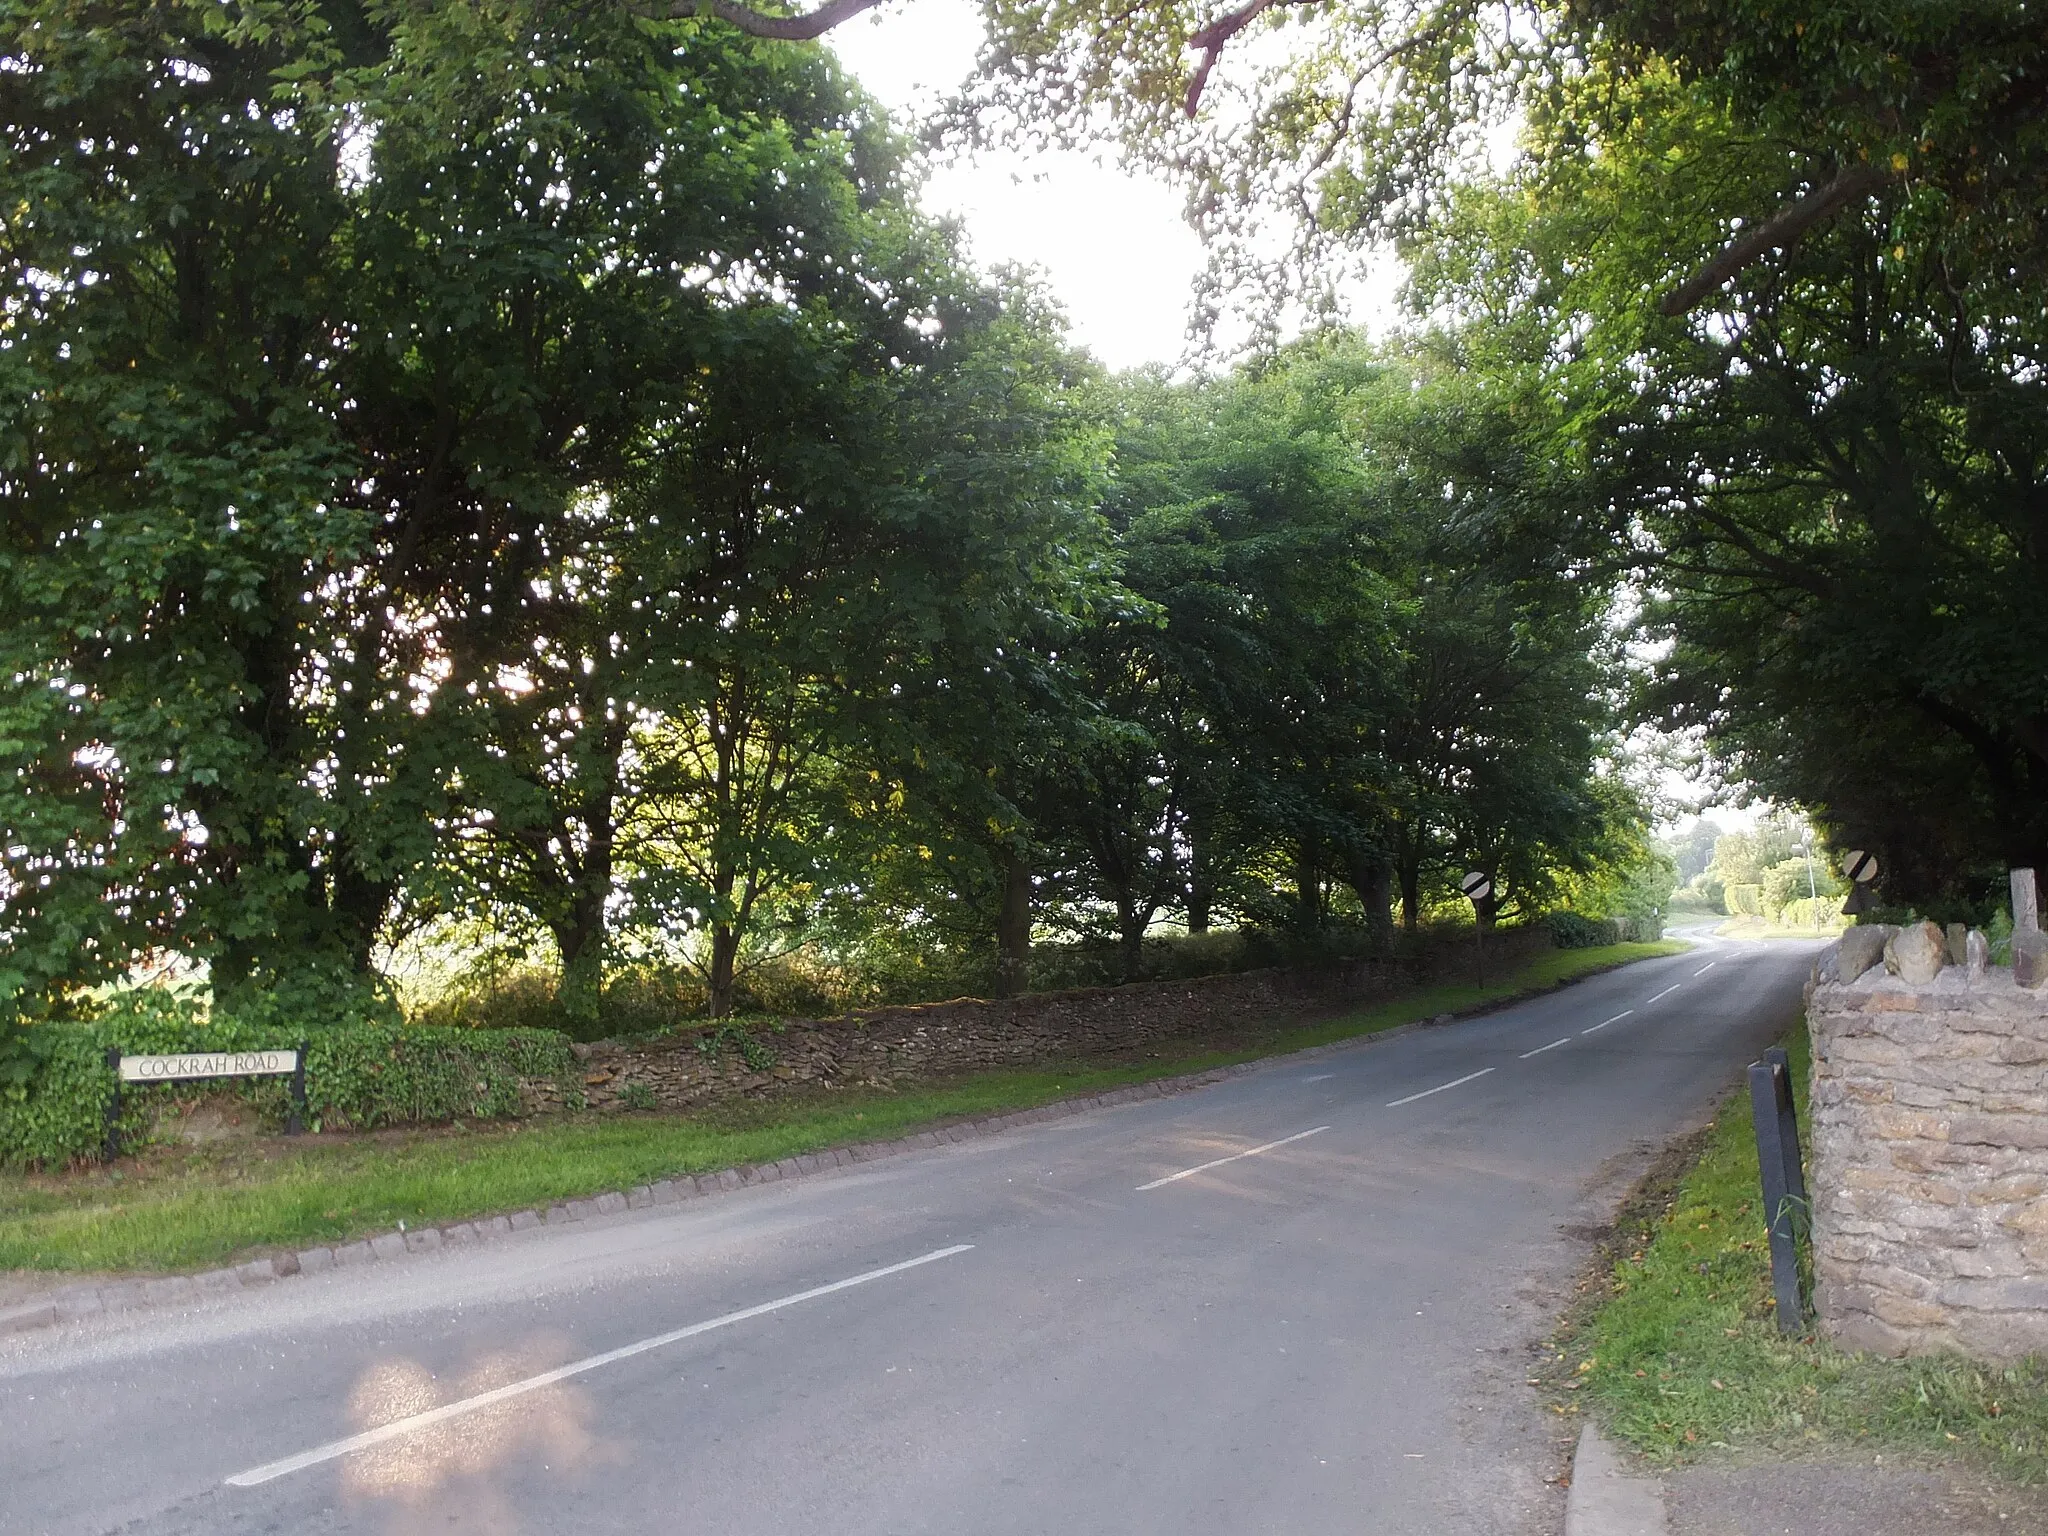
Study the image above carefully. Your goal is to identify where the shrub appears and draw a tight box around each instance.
[1548,912,1621,948]
[0,987,576,1169]
[1724,883,1765,918]
[1778,895,1845,929]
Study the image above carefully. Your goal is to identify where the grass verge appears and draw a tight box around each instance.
[1555,1018,2048,1484]
[1,940,1683,1277]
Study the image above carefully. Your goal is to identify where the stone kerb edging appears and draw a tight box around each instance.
[0,1021,1430,1340]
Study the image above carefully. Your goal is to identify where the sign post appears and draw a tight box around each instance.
[103,1044,310,1161]
[1749,1046,1810,1332]
[1461,871,1494,987]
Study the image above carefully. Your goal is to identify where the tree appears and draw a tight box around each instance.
[1399,35,2048,907]
[0,0,1048,1023]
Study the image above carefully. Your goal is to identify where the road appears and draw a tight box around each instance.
[1,930,1817,1536]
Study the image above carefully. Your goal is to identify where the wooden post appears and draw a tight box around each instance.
[103,1047,122,1162]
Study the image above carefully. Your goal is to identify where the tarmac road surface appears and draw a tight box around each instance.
[1,929,1817,1536]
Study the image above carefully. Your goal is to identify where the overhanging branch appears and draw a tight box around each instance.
[644,0,889,42]
[1660,164,1891,316]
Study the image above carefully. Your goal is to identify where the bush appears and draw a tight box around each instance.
[1548,912,1621,948]
[1777,895,1844,929]
[1724,883,1764,918]
[0,987,576,1169]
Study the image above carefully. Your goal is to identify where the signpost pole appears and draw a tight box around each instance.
[289,1042,309,1136]
[103,1047,122,1162]
[1459,871,1494,989]
[1750,1055,1808,1332]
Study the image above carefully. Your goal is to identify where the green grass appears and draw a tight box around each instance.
[0,940,1682,1277]
[1567,1021,2048,1484]
[1713,916,1847,941]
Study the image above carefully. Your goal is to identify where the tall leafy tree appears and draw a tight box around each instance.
[0,0,965,1022]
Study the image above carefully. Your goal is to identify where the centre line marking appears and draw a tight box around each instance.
[1693,961,1716,976]
[1386,1067,1494,1108]
[1582,1009,1633,1035]
[1644,984,1682,1004]
[1518,1038,1570,1059]
[223,1244,975,1488]
[1136,1126,1331,1191]
[1304,1073,1334,1083]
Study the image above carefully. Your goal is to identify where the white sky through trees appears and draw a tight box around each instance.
[828,1,1210,370]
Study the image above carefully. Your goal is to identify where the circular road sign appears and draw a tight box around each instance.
[1842,850,1880,884]
[1460,870,1494,903]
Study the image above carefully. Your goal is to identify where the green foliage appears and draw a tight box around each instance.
[1775,895,1844,930]
[615,1080,657,1112]
[1548,912,1621,949]
[695,1020,776,1073]
[1724,884,1765,919]
[0,989,573,1169]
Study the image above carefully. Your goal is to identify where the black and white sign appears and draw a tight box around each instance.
[1460,871,1494,904]
[118,1049,299,1084]
[1842,850,1880,885]
[103,1043,308,1159]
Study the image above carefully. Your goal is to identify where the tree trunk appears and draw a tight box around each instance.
[708,924,740,1019]
[1185,833,1213,934]
[996,848,1032,997]
[1117,898,1147,982]
[1399,857,1421,934]
[1294,842,1324,931]
[1349,853,1394,950]
[551,883,610,1032]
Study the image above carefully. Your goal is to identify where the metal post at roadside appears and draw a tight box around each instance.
[1461,871,1493,988]
[288,1040,309,1136]
[1761,1046,1807,1208]
[1750,1054,1808,1332]
[104,1046,122,1162]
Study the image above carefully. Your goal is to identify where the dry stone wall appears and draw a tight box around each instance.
[1808,926,2048,1360]
[528,925,1556,1116]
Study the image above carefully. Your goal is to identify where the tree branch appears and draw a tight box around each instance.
[1186,0,1285,115]
[1660,164,1891,316]
[643,0,888,42]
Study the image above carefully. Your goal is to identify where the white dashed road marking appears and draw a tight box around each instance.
[225,1245,976,1488]
[1386,1068,1495,1108]
[1136,1126,1331,1191]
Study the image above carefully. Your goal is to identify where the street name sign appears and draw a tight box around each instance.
[103,1043,309,1158]
[118,1049,299,1083]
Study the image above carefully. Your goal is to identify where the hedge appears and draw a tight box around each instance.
[1724,883,1765,918]
[1548,912,1621,949]
[0,989,577,1169]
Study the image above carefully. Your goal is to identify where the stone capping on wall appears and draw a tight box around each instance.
[1806,930,2048,1361]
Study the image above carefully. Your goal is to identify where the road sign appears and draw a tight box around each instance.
[1842,850,1879,884]
[103,1044,308,1160]
[1460,871,1493,903]
[118,1049,299,1083]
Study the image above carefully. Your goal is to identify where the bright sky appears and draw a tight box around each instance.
[828,2,1211,370]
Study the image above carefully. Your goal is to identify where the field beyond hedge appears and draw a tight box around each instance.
[0,941,1680,1276]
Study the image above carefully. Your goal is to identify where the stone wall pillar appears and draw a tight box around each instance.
[1808,930,2048,1359]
